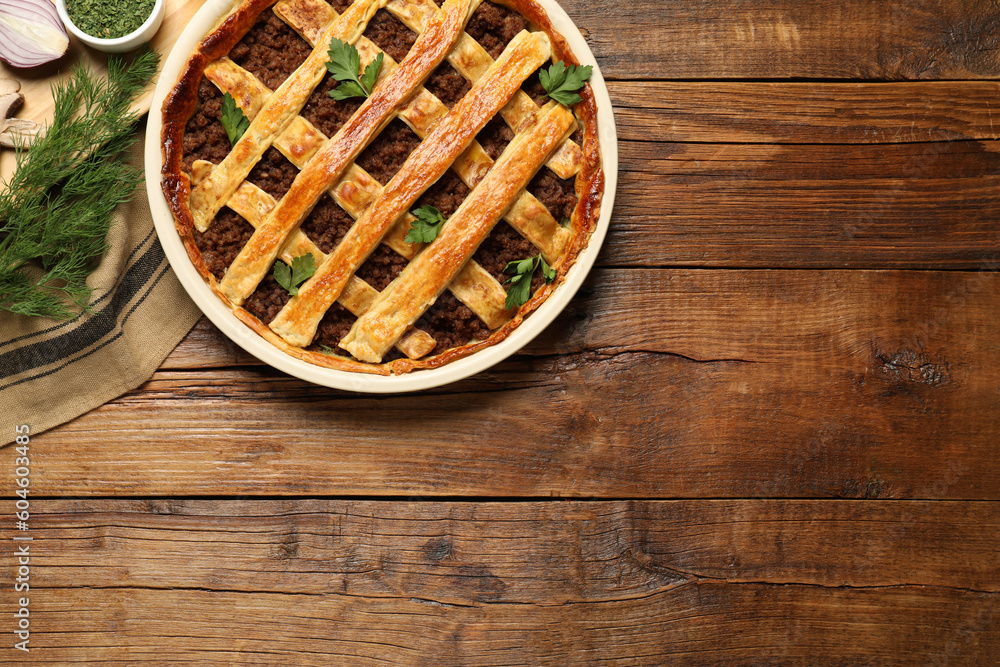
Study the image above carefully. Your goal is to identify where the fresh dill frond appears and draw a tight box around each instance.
[0,48,159,319]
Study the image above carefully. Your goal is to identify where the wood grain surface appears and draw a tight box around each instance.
[4,500,998,663]
[612,82,1000,144]
[562,0,1000,80]
[4,0,1000,663]
[8,269,998,500]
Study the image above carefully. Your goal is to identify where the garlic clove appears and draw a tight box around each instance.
[0,87,43,148]
[0,90,22,117]
[0,117,43,147]
[0,0,69,69]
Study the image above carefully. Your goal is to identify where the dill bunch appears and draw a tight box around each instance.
[0,49,159,319]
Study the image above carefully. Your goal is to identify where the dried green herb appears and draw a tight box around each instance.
[0,50,159,319]
[66,0,156,39]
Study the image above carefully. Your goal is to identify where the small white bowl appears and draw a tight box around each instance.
[55,0,165,53]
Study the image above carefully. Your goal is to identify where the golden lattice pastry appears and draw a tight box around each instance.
[162,0,602,374]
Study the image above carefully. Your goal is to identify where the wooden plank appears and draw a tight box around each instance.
[565,0,1000,80]
[160,317,261,370]
[610,81,1000,144]
[11,585,995,664]
[606,139,1000,269]
[6,500,998,664]
[9,269,999,499]
[26,499,1000,594]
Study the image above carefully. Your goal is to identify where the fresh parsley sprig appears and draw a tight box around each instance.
[220,92,250,146]
[326,39,384,100]
[503,254,556,310]
[273,254,316,296]
[539,61,593,107]
[404,205,446,244]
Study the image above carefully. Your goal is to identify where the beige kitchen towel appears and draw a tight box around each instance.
[0,140,201,445]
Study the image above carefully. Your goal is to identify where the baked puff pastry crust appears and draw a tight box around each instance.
[161,0,603,375]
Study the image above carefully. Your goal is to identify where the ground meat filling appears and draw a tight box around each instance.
[328,0,352,12]
[182,78,229,171]
[528,168,578,223]
[311,303,357,354]
[244,274,291,324]
[230,10,311,91]
[246,147,300,200]
[416,292,490,356]
[194,208,255,280]
[363,9,416,62]
[356,119,422,183]
[356,245,408,292]
[465,1,527,60]
[300,197,355,254]
[301,72,364,138]
[414,171,470,217]
[475,115,514,161]
[424,63,470,108]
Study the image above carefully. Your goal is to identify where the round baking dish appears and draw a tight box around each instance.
[145,0,617,393]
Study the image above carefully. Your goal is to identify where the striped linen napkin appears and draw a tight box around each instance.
[0,140,201,444]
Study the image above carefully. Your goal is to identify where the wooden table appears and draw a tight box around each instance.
[4,0,999,663]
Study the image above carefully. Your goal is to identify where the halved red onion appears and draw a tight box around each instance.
[0,0,69,68]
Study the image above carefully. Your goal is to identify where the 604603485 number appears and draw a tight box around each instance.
[13,424,31,653]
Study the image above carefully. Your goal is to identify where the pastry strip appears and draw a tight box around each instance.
[274,0,336,44]
[189,0,384,232]
[204,61,329,168]
[219,0,472,305]
[269,29,552,347]
[386,0,583,179]
[192,161,436,359]
[341,101,575,361]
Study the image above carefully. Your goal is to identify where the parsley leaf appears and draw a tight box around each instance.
[539,61,593,107]
[327,39,383,100]
[330,81,367,101]
[539,256,557,282]
[359,52,384,95]
[503,254,556,310]
[327,38,360,84]
[404,205,447,244]
[220,92,250,146]
[273,254,317,296]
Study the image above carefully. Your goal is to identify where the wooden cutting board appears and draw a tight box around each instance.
[0,0,205,180]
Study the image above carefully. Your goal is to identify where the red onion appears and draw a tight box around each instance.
[0,0,69,68]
